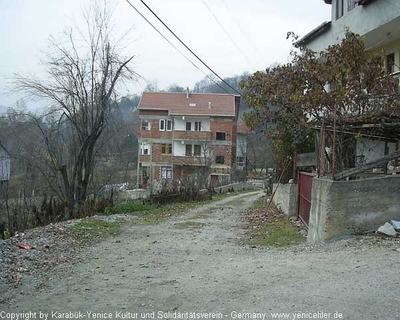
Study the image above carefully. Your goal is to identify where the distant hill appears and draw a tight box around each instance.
[0,105,9,115]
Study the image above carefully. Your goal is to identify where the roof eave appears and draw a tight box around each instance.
[357,0,377,5]
[295,21,332,47]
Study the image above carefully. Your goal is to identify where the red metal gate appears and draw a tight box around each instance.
[297,172,315,226]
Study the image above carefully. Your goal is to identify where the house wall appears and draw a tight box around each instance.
[173,141,186,157]
[236,135,247,158]
[308,175,400,242]
[236,134,247,170]
[356,138,396,165]
[370,38,400,73]
[272,183,297,217]
[210,117,235,142]
[305,0,400,52]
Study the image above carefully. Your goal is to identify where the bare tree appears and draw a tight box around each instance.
[14,3,138,216]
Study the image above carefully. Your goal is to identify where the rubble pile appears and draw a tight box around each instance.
[0,219,85,284]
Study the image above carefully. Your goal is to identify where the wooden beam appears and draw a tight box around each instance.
[333,150,400,181]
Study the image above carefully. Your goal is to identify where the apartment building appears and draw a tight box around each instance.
[137,91,240,189]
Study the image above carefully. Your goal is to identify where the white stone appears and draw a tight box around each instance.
[377,223,397,237]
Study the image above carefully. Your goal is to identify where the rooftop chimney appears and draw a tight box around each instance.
[186,87,189,99]
[208,102,211,109]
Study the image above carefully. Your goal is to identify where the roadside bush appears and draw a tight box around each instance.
[147,187,212,205]
[106,201,155,214]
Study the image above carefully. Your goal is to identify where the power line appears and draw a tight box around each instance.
[219,0,265,66]
[202,0,255,70]
[134,0,242,96]
[124,0,234,95]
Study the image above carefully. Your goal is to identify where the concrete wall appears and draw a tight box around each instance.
[118,189,151,201]
[272,183,297,217]
[308,175,400,242]
[213,182,255,194]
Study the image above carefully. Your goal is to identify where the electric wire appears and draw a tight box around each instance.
[219,0,265,66]
[135,0,242,95]
[202,0,255,70]
[124,0,232,95]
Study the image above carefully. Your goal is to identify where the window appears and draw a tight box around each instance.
[194,122,202,131]
[161,167,172,179]
[141,119,150,131]
[166,119,172,131]
[216,132,226,141]
[336,0,344,19]
[185,144,192,156]
[387,53,395,74]
[236,156,244,167]
[159,119,172,131]
[140,145,150,155]
[215,156,224,164]
[186,122,192,131]
[159,119,165,131]
[194,145,201,156]
[161,144,172,154]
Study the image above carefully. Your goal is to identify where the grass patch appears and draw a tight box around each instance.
[224,199,245,207]
[174,221,204,229]
[105,201,156,215]
[127,201,212,225]
[248,218,305,247]
[69,220,122,240]
[245,196,305,247]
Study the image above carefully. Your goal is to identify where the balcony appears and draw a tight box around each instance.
[173,156,211,166]
[173,130,212,141]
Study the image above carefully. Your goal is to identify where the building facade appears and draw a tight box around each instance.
[298,0,400,70]
[298,0,400,167]
[137,91,240,190]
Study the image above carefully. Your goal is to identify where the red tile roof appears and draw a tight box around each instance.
[237,118,250,134]
[139,92,238,117]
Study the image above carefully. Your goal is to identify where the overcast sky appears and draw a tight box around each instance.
[0,0,331,110]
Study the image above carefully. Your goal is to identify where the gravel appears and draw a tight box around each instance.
[1,191,400,319]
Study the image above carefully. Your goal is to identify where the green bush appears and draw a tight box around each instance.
[106,201,155,214]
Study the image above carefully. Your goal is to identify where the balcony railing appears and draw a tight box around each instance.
[173,156,211,166]
[173,130,212,141]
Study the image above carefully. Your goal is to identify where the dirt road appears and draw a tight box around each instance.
[2,190,400,319]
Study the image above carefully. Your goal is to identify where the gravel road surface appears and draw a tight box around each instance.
[1,190,400,320]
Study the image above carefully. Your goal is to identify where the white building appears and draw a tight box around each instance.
[298,0,400,66]
[298,0,400,167]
